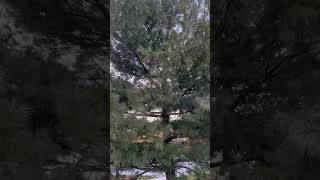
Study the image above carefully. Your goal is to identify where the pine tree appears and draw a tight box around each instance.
[111,0,209,179]
[211,0,320,179]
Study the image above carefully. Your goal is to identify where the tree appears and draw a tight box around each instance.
[0,44,110,179]
[211,0,320,179]
[3,0,111,178]
[110,0,209,179]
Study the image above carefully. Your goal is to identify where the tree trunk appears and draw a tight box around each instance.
[114,169,120,180]
[161,108,170,124]
[165,168,176,180]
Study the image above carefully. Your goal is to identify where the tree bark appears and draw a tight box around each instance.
[161,108,170,124]
[165,168,176,180]
[114,170,120,179]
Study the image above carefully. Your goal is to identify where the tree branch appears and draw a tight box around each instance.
[181,80,199,97]
[130,48,149,75]
[125,109,192,118]
[210,156,268,168]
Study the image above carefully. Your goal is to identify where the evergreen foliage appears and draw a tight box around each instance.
[211,0,320,179]
[110,0,210,179]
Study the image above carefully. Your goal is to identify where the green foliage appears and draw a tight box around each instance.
[110,0,209,179]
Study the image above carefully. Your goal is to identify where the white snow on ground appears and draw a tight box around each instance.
[176,162,200,176]
[110,161,200,179]
[111,168,166,178]
[125,108,185,122]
